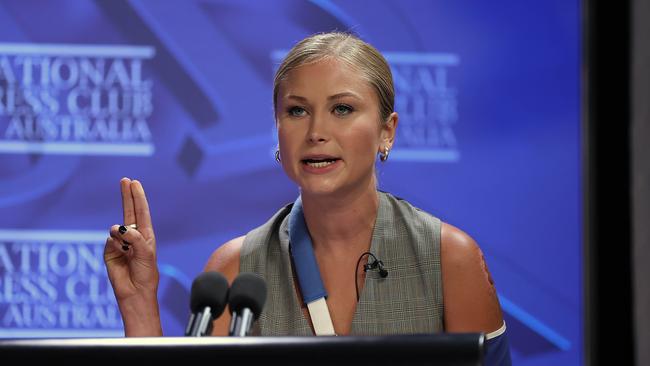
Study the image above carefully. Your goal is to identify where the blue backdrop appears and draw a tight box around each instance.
[0,1,581,365]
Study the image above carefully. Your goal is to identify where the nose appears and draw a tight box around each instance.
[306,113,329,144]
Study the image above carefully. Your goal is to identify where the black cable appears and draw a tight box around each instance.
[355,251,378,302]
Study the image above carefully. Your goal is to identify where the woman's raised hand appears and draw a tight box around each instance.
[104,177,162,336]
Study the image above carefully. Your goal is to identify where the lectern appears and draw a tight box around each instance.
[0,334,485,365]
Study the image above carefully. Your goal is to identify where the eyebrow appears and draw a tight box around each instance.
[327,92,362,101]
[285,91,363,102]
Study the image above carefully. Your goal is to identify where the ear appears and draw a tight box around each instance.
[379,112,398,151]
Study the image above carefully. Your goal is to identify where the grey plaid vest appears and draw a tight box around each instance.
[240,191,444,335]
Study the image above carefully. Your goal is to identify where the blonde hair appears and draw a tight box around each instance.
[273,32,394,124]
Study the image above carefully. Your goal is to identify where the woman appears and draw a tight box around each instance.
[105,33,507,345]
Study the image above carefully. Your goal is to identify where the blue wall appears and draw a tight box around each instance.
[0,1,581,365]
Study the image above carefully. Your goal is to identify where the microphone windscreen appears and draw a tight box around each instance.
[228,272,267,319]
[189,271,229,319]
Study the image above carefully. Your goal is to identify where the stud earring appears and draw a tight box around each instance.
[379,146,390,162]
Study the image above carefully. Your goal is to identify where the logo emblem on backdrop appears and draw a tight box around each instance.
[0,229,122,337]
[270,51,460,163]
[0,43,155,156]
[0,229,191,337]
[384,53,460,162]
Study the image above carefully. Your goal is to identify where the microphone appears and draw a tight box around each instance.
[185,271,229,337]
[370,258,389,278]
[355,251,388,301]
[228,272,267,336]
[363,253,389,278]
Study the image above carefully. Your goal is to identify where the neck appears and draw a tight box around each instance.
[301,180,379,255]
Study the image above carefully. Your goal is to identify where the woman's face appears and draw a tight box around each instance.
[276,58,396,198]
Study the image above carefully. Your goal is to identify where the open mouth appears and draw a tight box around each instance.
[302,158,340,168]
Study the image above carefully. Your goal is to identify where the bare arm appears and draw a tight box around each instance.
[204,236,244,336]
[441,222,503,333]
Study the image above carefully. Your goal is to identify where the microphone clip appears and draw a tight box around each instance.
[363,255,389,278]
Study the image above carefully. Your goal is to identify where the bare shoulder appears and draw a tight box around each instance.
[204,236,245,281]
[440,222,503,333]
[440,222,483,264]
[205,236,245,336]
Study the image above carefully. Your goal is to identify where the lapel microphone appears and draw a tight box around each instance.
[364,254,389,278]
[355,252,388,301]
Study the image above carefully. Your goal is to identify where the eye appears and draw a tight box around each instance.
[333,104,353,116]
[288,106,307,117]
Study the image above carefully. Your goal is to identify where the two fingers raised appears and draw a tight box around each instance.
[120,178,153,236]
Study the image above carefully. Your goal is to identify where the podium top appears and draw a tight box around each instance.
[0,333,485,365]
